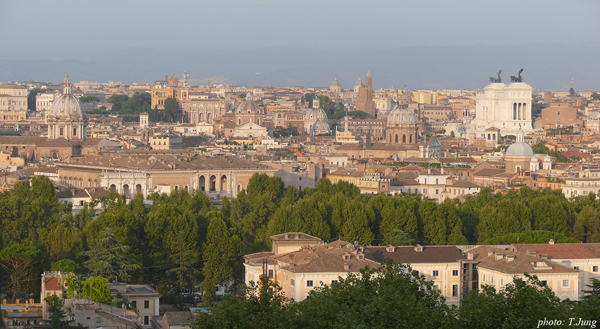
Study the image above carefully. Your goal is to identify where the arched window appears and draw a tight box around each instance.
[402,135,406,143]
[410,134,413,143]
[395,135,398,143]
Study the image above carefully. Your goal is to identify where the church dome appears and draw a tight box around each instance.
[305,107,327,121]
[506,143,535,157]
[313,119,330,131]
[236,94,262,114]
[331,78,341,88]
[506,127,535,157]
[387,105,417,126]
[354,77,362,87]
[51,73,85,119]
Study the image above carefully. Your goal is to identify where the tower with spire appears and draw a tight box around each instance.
[355,69,376,118]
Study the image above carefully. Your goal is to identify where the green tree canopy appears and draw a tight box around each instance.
[44,295,73,329]
[0,244,40,302]
[457,274,570,328]
[481,230,579,244]
[79,227,140,282]
[201,212,242,305]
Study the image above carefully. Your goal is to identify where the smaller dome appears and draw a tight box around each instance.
[305,108,327,121]
[387,105,417,126]
[236,95,262,114]
[544,154,552,162]
[354,77,362,87]
[530,155,538,162]
[331,78,341,87]
[506,142,535,157]
[313,119,330,130]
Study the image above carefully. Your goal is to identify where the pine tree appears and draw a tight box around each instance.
[79,227,139,282]
[201,212,241,305]
[44,295,73,329]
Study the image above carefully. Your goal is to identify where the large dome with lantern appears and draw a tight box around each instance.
[51,73,85,119]
[387,105,417,126]
[236,94,262,114]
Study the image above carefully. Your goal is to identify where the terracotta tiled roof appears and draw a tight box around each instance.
[522,243,600,260]
[450,180,481,188]
[62,153,268,171]
[468,246,579,274]
[44,277,62,290]
[274,240,380,273]
[365,245,465,264]
[270,232,322,242]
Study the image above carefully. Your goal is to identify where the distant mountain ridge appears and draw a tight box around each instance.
[1,43,598,91]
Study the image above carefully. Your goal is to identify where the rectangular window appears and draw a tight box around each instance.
[452,270,459,277]
[144,300,149,309]
[306,280,313,287]
[96,317,101,324]
[432,270,439,277]
[291,279,295,286]
[268,269,274,279]
[452,284,458,297]
[491,277,494,284]
[132,301,136,308]
[482,275,485,282]
[562,280,569,287]
[541,280,548,287]
[594,266,599,272]
[144,315,149,326]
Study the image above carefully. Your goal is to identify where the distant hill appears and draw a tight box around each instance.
[1,43,598,91]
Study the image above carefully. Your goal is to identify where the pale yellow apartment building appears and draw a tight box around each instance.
[244,233,466,304]
[245,233,587,305]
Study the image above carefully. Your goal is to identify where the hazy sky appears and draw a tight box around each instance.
[2,0,598,59]
[1,0,599,89]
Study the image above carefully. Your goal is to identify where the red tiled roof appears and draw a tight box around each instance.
[44,277,62,290]
[522,243,600,260]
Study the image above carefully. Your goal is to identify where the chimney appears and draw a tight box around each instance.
[467,252,474,260]
[549,239,555,245]
[506,255,516,262]
[344,263,349,271]
[495,254,504,260]
[414,244,423,252]
[488,251,495,257]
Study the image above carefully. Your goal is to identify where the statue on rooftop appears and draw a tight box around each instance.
[489,70,502,83]
[510,69,524,82]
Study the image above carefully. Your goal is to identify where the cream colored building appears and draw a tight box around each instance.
[473,80,533,136]
[232,122,269,139]
[0,85,28,112]
[244,233,466,304]
[522,242,600,299]
[467,246,581,301]
[0,151,24,169]
[109,283,161,327]
[36,92,56,113]
[56,150,277,198]
[150,135,183,150]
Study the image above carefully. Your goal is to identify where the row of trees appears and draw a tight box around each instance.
[195,263,600,329]
[3,174,600,308]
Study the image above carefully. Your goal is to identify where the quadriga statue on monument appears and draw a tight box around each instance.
[489,70,502,83]
[510,69,524,83]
